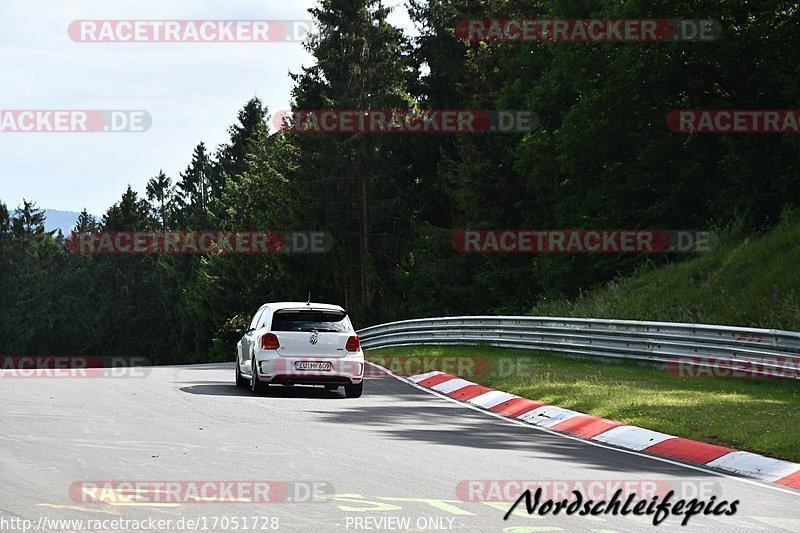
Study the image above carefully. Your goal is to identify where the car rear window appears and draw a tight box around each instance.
[271,310,352,332]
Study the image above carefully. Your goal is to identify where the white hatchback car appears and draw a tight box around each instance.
[235,302,364,398]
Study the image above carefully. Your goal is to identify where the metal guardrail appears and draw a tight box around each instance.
[357,316,800,379]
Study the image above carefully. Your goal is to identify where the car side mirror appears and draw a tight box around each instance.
[222,325,247,344]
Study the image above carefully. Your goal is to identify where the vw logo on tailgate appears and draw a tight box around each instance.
[309,330,319,345]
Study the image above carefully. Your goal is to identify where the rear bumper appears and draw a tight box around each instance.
[253,352,364,385]
[268,374,360,386]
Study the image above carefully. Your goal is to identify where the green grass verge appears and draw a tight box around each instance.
[366,344,800,462]
[530,219,800,330]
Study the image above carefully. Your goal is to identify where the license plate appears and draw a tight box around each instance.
[295,361,332,371]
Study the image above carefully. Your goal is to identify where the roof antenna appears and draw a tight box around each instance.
[306,292,311,306]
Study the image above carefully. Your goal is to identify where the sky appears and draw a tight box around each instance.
[0,0,414,215]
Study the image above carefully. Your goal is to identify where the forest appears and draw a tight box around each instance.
[1,0,798,363]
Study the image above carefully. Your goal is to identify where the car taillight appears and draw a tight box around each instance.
[261,333,279,350]
[345,335,360,352]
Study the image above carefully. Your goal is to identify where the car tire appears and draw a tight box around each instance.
[344,382,363,398]
[235,360,249,388]
[250,358,268,394]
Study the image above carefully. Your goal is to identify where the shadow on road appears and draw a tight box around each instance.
[179,381,347,399]
[309,377,724,480]
[175,363,721,482]
[177,361,399,400]
[179,382,253,396]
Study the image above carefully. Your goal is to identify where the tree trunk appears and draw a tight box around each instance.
[360,175,370,310]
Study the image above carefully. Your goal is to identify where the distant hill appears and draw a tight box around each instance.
[43,209,88,235]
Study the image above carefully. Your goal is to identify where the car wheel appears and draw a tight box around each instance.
[344,382,362,398]
[325,385,339,391]
[235,360,249,388]
[250,358,267,394]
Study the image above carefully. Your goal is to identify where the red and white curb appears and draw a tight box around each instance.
[407,371,800,490]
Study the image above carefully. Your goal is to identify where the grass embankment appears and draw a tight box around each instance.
[531,220,800,330]
[366,345,800,462]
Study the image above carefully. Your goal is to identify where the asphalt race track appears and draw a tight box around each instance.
[1,363,798,533]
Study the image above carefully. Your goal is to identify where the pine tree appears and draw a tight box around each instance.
[217,98,269,188]
[11,200,47,240]
[287,0,413,318]
[176,143,212,229]
[74,209,99,232]
[145,171,175,230]
[103,186,155,230]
